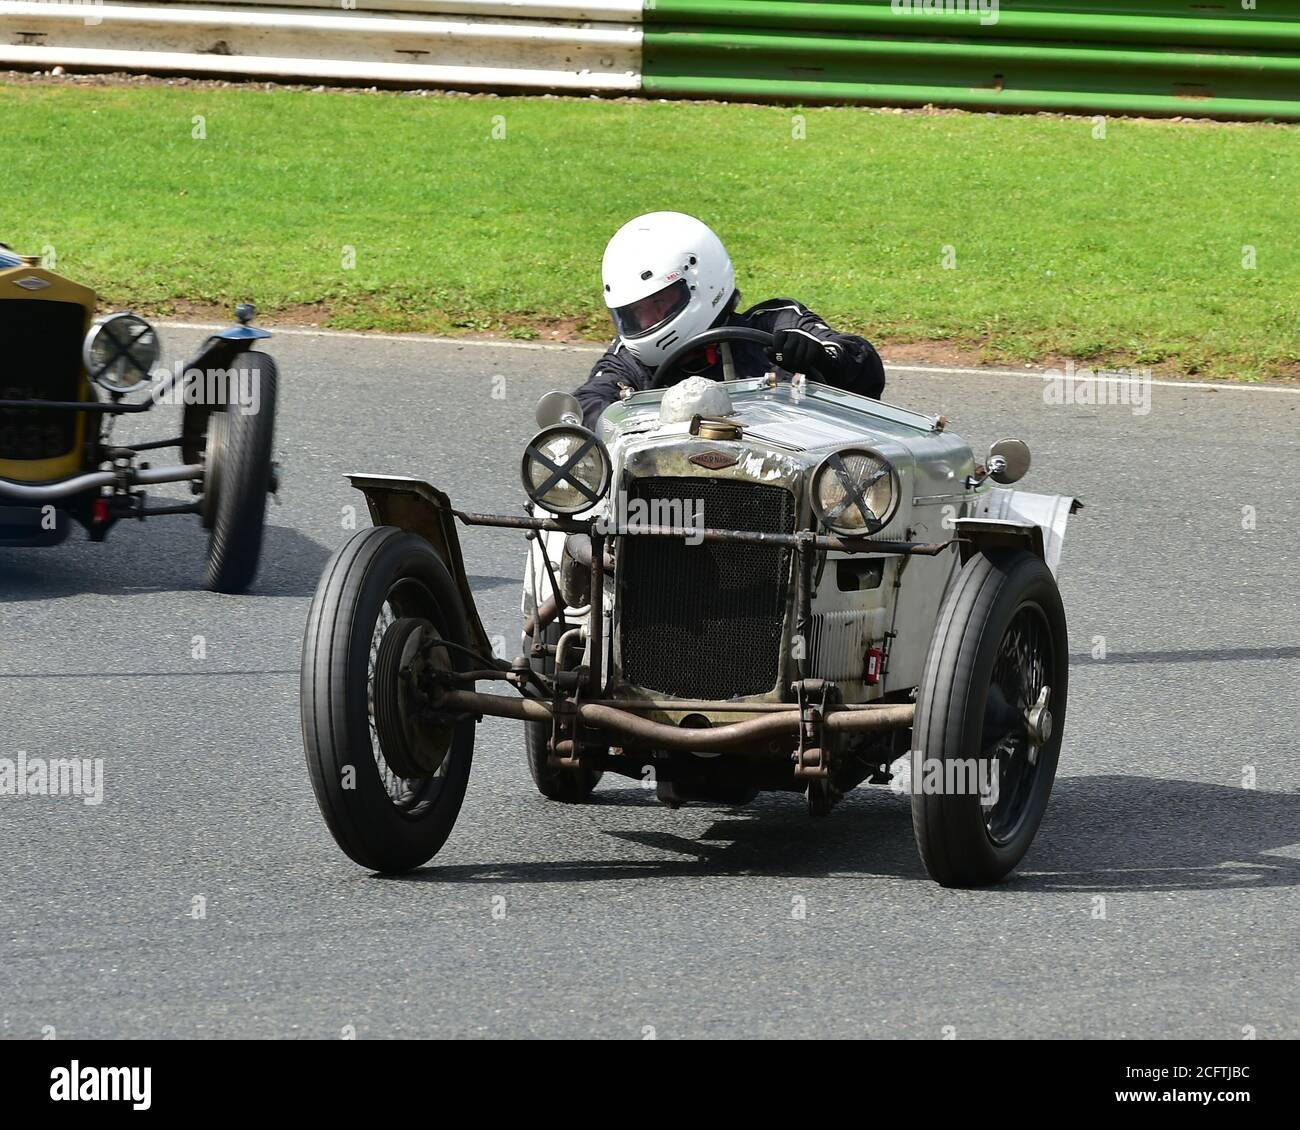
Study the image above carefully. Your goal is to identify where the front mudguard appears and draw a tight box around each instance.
[957,488,1083,576]
[179,326,275,466]
[346,474,495,662]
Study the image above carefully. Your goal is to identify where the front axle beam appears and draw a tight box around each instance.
[434,687,914,752]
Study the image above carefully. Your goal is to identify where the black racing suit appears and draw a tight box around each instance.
[574,297,886,430]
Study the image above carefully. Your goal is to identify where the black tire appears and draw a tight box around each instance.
[911,549,1068,887]
[205,350,277,594]
[302,526,475,873]
[524,619,602,802]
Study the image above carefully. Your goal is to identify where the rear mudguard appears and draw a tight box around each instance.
[347,474,495,661]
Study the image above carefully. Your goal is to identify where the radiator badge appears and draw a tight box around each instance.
[14,276,50,291]
[689,449,738,470]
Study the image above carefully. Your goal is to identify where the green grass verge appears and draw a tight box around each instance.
[2,80,1297,380]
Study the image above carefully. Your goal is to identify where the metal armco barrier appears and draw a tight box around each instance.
[641,1,1300,120]
[2,1,1298,119]
[0,1,643,90]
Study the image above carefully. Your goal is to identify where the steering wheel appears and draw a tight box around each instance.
[650,327,775,390]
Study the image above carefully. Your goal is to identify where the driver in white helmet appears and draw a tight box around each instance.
[574,212,886,428]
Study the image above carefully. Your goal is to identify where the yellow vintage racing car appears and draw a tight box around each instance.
[0,244,279,592]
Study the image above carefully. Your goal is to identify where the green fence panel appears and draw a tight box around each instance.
[643,1,1300,119]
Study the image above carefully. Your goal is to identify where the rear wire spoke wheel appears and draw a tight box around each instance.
[911,549,1068,887]
[302,527,475,873]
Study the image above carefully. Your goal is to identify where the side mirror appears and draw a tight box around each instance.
[535,390,583,429]
[987,438,1031,485]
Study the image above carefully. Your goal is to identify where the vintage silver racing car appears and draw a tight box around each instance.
[300,327,1081,887]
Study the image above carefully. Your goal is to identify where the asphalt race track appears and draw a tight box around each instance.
[2,327,1297,1039]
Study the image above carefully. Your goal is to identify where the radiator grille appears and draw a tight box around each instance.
[619,476,795,699]
[0,300,85,460]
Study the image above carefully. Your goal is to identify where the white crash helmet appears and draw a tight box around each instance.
[601,211,736,368]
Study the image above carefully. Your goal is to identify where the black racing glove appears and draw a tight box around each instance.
[771,327,839,378]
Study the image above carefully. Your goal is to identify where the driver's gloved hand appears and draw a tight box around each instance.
[771,327,839,377]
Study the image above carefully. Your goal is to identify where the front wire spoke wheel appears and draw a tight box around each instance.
[367,601,415,808]
[367,583,460,817]
[301,527,477,873]
[983,604,1054,845]
[912,548,1068,887]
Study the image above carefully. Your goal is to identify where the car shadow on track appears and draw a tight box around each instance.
[1001,775,1300,894]
[0,522,331,600]
[385,775,1300,893]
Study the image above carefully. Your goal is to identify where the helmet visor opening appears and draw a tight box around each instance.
[611,279,691,339]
